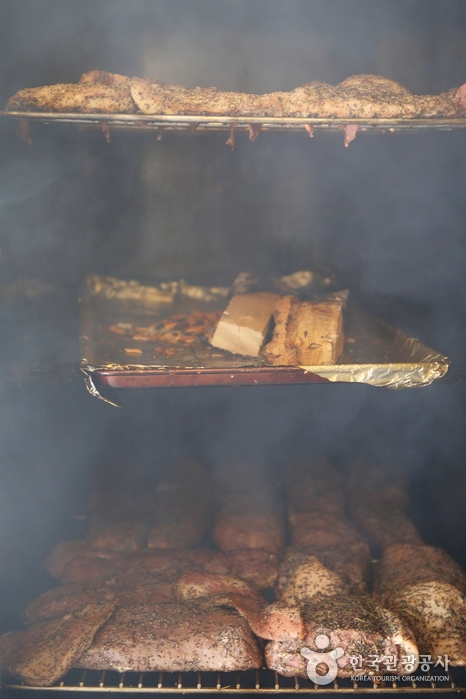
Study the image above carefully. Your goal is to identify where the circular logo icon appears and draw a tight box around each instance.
[301,635,344,686]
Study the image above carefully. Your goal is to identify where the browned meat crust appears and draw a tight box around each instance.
[263,553,417,678]
[22,585,115,626]
[346,460,424,556]
[22,582,175,626]
[79,70,130,87]
[147,459,211,549]
[373,544,466,606]
[372,544,466,666]
[6,71,135,113]
[87,462,152,552]
[0,603,115,686]
[77,600,261,673]
[225,548,280,589]
[284,460,370,592]
[385,582,466,666]
[265,593,417,678]
[212,462,285,557]
[45,541,279,590]
[130,76,284,117]
[6,73,465,118]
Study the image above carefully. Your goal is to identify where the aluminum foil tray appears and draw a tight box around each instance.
[80,278,449,399]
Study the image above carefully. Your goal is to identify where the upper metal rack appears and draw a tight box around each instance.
[2,111,466,132]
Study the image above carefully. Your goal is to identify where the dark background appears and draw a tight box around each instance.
[0,0,465,632]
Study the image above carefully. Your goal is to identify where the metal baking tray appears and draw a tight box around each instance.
[79,280,449,399]
[3,111,466,133]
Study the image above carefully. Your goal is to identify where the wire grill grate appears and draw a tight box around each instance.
[4,667,466,693]
[2,111,466,132]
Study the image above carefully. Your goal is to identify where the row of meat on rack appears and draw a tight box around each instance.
[0,458,464,686]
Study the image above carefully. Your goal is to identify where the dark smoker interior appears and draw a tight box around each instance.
[1,0,466,681]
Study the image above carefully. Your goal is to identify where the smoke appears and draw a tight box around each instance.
[1,0,466,627]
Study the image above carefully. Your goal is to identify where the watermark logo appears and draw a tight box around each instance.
[301,634,344,686]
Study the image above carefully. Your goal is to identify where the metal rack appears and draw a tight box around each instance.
[2,112,466,133]
[5,668,466,693]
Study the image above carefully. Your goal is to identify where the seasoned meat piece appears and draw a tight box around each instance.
[45,539,276,589]
[280,82,340,118]
[45,540,89,579]
[261,552,418,678]
[46,543,214,586]
[225,548,280,589]
[373,544,466,606]
[147,459,211,549]
[88,522,148,552]
[174,571,305,642]
[22,582,175,626]
[79,70,130,87]
[6,82,135,113]
[115,582,175,606]
[265,594,418,678]
[87,462,153,552]
[336,74,418,118]
[130,77,284,117]
[284,461,370,591]
[214,511,284,556]
[346,460,424,556]
[386,582,466,666]
[253,602,306,642]
[280,75,417,118]
[297,543,370,594]
[285,459,345,513]
[373,544,466,666]
[455,83,466,113]
[415,88,459,117]
[77,600,261,673]
[0,603,114,686]
[22,585,115,626]
[213,462,285,557]
[6,84,77,111]
[174,571,263,602]
[275,553,347,606]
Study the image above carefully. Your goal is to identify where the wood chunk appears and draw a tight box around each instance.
[265,295,344,365]
[211,293,280,358]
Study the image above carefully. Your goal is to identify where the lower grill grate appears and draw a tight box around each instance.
[4,667,466,693]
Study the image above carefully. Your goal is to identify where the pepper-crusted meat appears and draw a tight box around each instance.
[261,552,418,678]
[373,544,466,606]
[147,458,211,549]
[130,77,284,117]
[8,72,466,118]
[6,80,135,113]
[284,460,370,591]
[22,585,116,626]
[45,541,279,590]
[87,462,153,552]
[384,582,466,666]
[21,582,175,626]
[213,462,285,558]
[0,603,115,686]
[346,460,424,556]
[77,599,262,673]
[373,544,466,666]
[265,593,418,678]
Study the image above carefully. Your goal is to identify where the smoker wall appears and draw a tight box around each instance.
[0,0,466,634]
